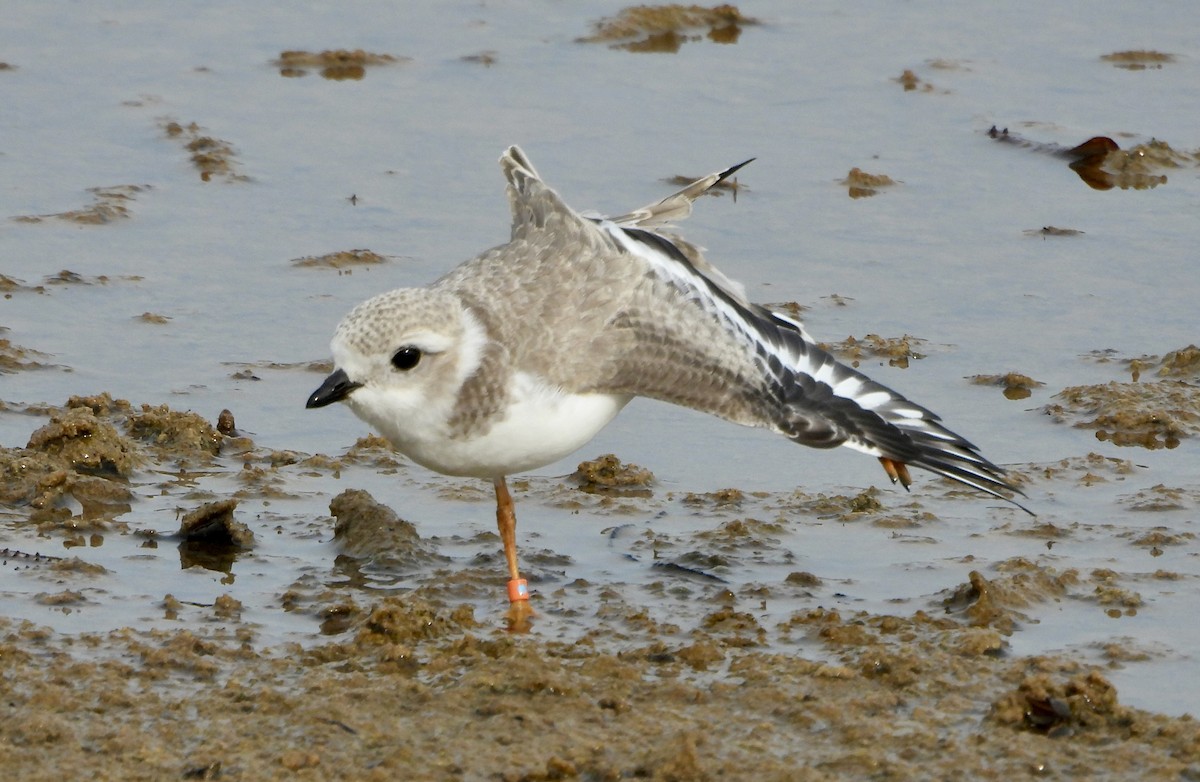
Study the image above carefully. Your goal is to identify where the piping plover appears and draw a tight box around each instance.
[308,146,1027,611]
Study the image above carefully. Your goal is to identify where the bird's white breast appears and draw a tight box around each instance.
[359,371,632,480]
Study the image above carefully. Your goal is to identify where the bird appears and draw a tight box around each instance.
[307,145,1029,621]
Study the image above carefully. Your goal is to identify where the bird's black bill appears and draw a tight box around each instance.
[306,368,362,409]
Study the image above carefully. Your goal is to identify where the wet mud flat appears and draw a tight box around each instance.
[2,584,1199,781]
[2,388,1199,780]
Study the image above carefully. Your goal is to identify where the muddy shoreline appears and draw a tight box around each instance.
[2,392,1198,780]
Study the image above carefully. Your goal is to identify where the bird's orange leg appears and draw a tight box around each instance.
[493,478,533,629]
[878,457,913,491]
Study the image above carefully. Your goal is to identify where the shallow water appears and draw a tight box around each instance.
[2,0,1198,720]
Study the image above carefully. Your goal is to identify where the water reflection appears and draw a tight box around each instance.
[178,537,242,576]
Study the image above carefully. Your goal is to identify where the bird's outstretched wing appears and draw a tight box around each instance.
[495,146,1029,512]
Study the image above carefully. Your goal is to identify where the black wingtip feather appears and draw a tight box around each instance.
[906,445,1034,516]
[716,158,755,184]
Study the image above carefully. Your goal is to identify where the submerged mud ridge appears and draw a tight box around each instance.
[11,184,149,225]
[161,120,248,182]
[2,394,1198,778]
[0,337,56,373]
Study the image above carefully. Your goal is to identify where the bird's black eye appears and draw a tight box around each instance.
[391,347,421,371]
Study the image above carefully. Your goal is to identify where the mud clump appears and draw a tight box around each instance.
[682,487,747,508]
[340,434,405,470]
[26,406,138,479]
[162,120,247,182]
[1088,568,1143,618]
[701,606,765,646]
[1024,225,1085,238]
[461,51,497,67]
[841,167,897,198]
[274,49,407,80]
[693,518,783,554]
[823,333,927,369]
[291,249,389,269]
[990,671,1128,736]
[330,488,442,570]
[175,499,254,573]
[1156,345,1200,377]
[12,185,148,225]
[66,475,133,521]
[942,564,1078,635]
[580,4,757,53]
[1123,484,1196,513]
[357,596,475,647]
[127,404,223,458]
[178,499,254,547]
[570,454,655,496]
[6,462,78,519]
[846,487,883,513]
[1100,50,1176,70]
[0,273,30,292]
[895,67,941,92]
[969,372,1045,400]
[1127,344,1200,382]
[785,570,823,588]
[4,395,246,530]
[3,270,130,292]
[0,338,55,373]
[1097,139,1186,190]
[1045,380,1200,449]
[64,393,131,417]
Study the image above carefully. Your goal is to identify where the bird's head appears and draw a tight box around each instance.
[306,288,485,443]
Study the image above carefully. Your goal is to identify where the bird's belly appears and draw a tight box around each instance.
[404,389,633,479]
